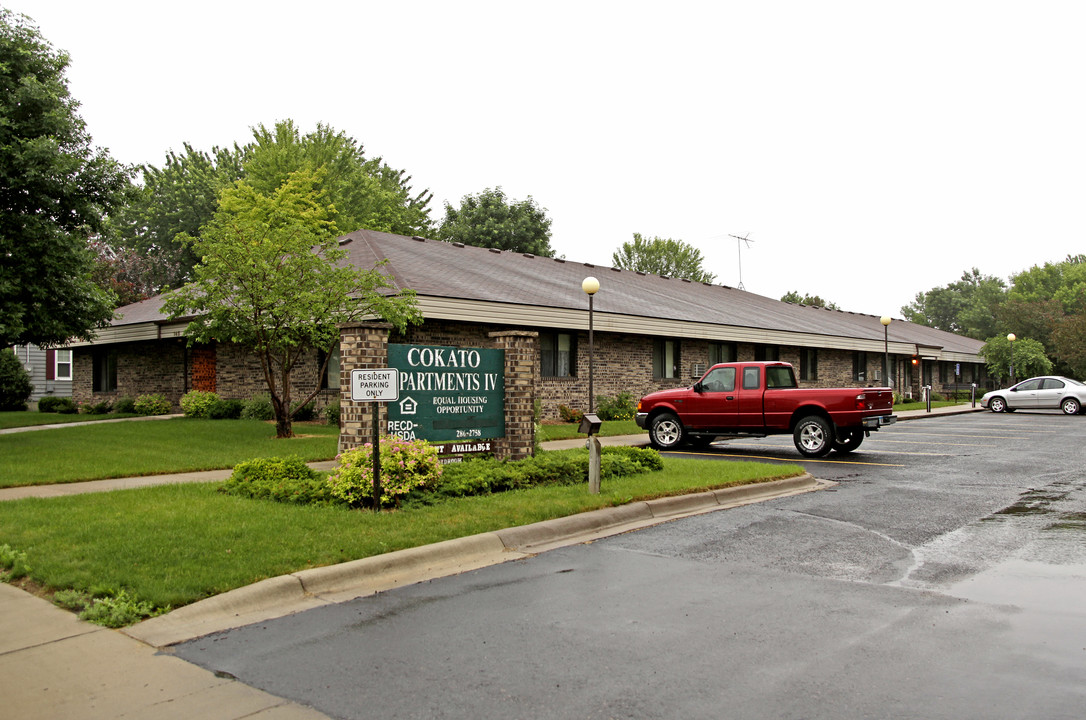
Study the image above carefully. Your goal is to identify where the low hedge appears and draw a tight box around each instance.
[38,396,78,414]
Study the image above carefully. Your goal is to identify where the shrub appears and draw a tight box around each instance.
[324,400,340,426]
[82,399,112,415]
[113,396,137,414]
[291,400,317,422]
[133,393,171,415]
[180,390,220,418]
[241,394,275,421]
[0,543,31,580]
[209,398,244,419]
[328,437,442,509]
[71,589,159,628]
[38,396,78,414]
[219,456,335,505]
[0,349,33,411]
[558,404,584,424]
[596,391,636,421]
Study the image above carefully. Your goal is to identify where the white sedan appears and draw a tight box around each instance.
[980,376,1086,414]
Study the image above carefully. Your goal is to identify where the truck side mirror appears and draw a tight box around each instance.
[693,381,704,393]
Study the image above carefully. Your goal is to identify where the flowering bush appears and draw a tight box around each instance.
[180,390,219,418]
[328,436,442,509]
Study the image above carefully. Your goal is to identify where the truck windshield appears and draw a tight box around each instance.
[766,366,797,389]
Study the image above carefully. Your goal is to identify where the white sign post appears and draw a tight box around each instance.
[350,369,399,511]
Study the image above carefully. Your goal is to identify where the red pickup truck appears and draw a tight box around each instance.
[635,361,896,457]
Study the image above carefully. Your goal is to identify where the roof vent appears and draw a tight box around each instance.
[553,258,566,263]
[681,278,691,283]
[453,242,465,248]
[523,253,534,258]
[411,236,426,242]
[489,248,502,254]
[338,237,353,246]
[610,267,621,272]
[584,262,594,267]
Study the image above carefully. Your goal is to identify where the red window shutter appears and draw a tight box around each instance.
[46,349,55,381]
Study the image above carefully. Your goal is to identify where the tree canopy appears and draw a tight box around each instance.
[611,233,716,284]
[780,291,839,310]
[901,268,1005,339]
[0,9,130,347]
[113,120,433,290]
[163,170,421,438]
[438,187,555,256]
[979,334,1052,384]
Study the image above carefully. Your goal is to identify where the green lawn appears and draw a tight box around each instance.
[0,455,803,610]
[538,419,642,441]
[0,419,339,488]
[0,410,142,430]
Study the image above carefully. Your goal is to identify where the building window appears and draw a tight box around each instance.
[800,348,818,381]
[653,339,680,379]
[320,346,341,390]
[541,332,576,377]
[755,345,779,361]
[709,342,737,365]
[92,349,117,392]
[853,351,868,383]
[55,349,72,381]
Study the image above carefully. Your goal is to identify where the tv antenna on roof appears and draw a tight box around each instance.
[728,233,754,290]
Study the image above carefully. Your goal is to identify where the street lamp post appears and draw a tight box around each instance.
[1007,333,1016,384]
[880,316,892,389]
[582,277,599,412]
[582,277,601,494]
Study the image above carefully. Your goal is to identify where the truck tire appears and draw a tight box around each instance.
[794,415,833,458]
[832,429,864,454]
[649,413,685,450]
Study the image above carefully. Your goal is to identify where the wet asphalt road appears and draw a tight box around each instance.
[174,411,1086,719]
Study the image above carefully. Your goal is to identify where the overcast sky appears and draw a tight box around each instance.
[15,1,1086,316]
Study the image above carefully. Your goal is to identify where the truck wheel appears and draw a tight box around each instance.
[649,413,685,450]
[832,430,864,454]
[794,415,833,458]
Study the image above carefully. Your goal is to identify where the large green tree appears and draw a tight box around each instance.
[0,9,130,347]
[163,170,421,439]
[438,187,555,256]
[781,291,839,310]
[114,120,433,289]
[979,334,1052,384]
[611,233,716,283]
[901,268,1006,339]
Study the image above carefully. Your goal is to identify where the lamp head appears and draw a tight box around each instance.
[880,316,892,327]
[582,276,600,295]
[1007,333,1016,342]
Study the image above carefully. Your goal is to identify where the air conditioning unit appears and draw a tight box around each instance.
[691,363,706,378]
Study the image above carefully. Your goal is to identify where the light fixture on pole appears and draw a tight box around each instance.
[880,316,892,388]
[582,276,600,412]
[581,276,602,494]
[1007,333,1016,384]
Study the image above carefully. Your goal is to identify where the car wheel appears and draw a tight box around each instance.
[1062,397,1081,415]
[832,430,864,454]
[988,396,1007,413]
[649,413,685,450]
[794,415,833,458]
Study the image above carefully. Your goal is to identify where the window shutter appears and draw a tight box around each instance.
[46,348,56,380]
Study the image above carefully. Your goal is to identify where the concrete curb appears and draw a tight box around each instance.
[124,474,823,648]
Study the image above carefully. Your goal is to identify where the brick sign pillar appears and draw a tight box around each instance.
[338,322,393,454]
[489,330,538,460]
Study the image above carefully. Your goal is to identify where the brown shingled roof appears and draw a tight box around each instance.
[108,228,983,357]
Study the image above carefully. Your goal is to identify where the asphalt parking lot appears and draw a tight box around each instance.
[661,407,1073,474]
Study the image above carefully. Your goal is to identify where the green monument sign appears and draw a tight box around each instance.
[386,344,505,445]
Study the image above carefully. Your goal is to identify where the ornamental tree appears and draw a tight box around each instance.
[164,169,421,438]
[0,9,130,347]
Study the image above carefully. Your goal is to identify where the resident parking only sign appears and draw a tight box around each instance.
[386,344,505,443]
[350,368,399,402]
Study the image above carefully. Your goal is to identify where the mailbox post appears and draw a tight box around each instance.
[580,412,602,494]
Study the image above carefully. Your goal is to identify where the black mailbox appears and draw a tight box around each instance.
[579,412,602,436]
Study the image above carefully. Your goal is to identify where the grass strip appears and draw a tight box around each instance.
[0,419,339,488]
[537,419,642,441]
[0,456,803,610]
